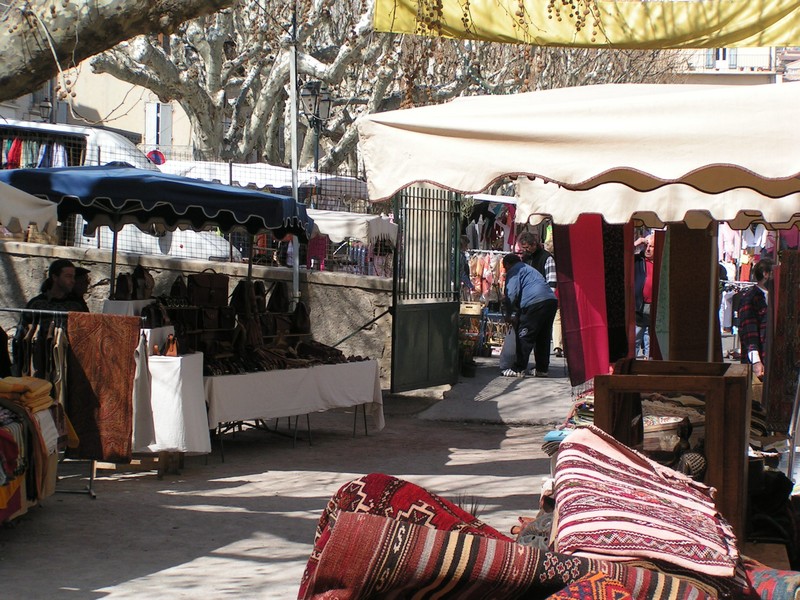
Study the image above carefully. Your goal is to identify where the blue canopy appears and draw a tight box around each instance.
[0,164,314,238]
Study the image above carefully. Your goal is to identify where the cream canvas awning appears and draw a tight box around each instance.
[516,179,800,230]
[0,181,58,235]
[357,83,800,203]
[307,209,397,245]
[374,0,800,48]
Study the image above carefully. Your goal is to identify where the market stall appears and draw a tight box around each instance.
[356,82,800,549]
[0,164,321,468]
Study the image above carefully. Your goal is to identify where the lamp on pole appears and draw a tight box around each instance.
[39,98,53,123]
[299,81,332,172]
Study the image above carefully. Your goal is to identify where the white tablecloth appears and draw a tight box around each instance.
[102,299,154,316]
[148,353,211,454]
[204,360,384,431]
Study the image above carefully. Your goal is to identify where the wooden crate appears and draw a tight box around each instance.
[593,361,750,540]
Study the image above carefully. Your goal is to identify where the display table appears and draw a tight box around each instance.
[205,360,384,431]
[147,353,211,454]
[102,298,153,316]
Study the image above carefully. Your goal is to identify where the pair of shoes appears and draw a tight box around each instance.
[501,368,524,378]
[534,370,549,378]
[554,347,563,358]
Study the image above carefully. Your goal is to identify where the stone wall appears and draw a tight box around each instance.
[0,241,393,386]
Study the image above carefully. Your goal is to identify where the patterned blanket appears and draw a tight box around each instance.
[303,510,714,599]
[299,472,508,598]
[299,473,716,600]
[554,425,739,576]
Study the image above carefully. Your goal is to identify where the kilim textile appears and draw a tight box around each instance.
[553,215,610,387]
[298,472,509,599]
[744,557,800,600]
[554,425,739,577]
[545,572,632,600]
[302,510,714,600]
[66,312,139,462]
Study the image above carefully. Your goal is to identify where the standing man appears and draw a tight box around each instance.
[739,258,774,381]
[26,258,87,313]
[517,230,560,355]
[501,253,558,378]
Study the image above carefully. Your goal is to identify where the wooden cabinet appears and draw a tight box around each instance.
[593,361,751,539]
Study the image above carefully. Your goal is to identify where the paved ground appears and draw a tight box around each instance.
[0,354,575,599]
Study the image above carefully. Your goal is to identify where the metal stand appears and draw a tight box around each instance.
[353,404,368,437]
[56,459,97,499]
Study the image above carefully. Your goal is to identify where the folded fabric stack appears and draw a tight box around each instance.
[0,377,53,412]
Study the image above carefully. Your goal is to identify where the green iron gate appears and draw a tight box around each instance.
[391,187,462,392]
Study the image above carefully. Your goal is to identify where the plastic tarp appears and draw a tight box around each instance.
[374,0,800,49]
[307,209,397,245]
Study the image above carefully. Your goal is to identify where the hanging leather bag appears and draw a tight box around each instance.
[291,301,311,334]
[132,265,155,300]
[266,280,290,313]
[114,272,134,300]
[170,275,189,299]
[187,269,229,307]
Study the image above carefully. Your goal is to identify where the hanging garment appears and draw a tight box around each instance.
[66,312,140,462]
[553,215,610,387]
[0,327,10,378]
[130,332,155,453]
[5,138,22,169]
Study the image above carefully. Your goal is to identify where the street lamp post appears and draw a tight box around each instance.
[39,98,53,123]
[299,81,332,172]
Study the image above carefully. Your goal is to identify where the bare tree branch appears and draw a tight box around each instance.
[0,0,236,102]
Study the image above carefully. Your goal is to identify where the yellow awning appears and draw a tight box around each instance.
[374,0,800,48]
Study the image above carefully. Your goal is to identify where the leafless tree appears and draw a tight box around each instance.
[0,0,235,103]
[80,1,680,171]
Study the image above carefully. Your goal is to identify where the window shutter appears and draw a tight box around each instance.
[145,102,158,146]
[159,103,173,147]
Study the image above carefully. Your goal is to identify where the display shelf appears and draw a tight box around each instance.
[593,360,751,539]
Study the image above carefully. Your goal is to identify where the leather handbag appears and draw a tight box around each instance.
[170,275,188,299]
[200,307,219,330]
[291,301,311,334]
[160,334,179,357]
[266,280,290,313]
[230,279,257,317]
[114,272,134,300]
[187,270,229,307]
[141,302,170,329]
[132,265,155,300]
[219,306,236,330]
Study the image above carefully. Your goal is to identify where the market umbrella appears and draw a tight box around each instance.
[0,164,314,236]
[357,83,800,202]
[0,164,315,292]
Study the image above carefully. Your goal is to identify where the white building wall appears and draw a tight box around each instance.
[60,68,193,151]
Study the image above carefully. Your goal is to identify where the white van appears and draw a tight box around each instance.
[0,118,157,170]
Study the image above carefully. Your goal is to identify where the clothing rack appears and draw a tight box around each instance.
[0,306,102,498]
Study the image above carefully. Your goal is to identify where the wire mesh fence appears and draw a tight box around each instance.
[1,125,396,277]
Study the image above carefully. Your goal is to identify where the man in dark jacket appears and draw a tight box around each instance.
[739,258,773,381]
[502,253,558,378]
